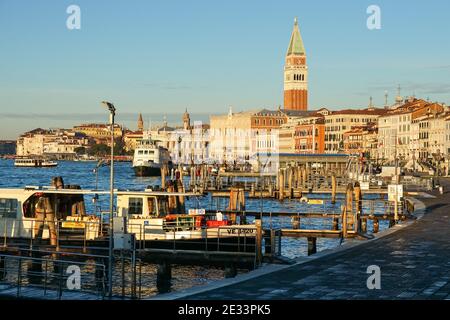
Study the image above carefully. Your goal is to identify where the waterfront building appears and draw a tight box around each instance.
[164,109,210,165]
[16,128,50,156]
[43,132,90,159]
[209,108,255,164]
[378,98,444,165]
[123,130,144,152]
[252,109,295,162]
[169,121,210,165]
[278,119,297,154]
[73,123,123,145]
[16,128,89,159]
[123,114,146,152]
[412,109,447,162]
[324,108,387,154]
[284,18,308,111]
[136,111,210,165]
[343,123,378,159]
[428,111,447,158]
[149,119,176,150]
[279,113,325,154]
[209,107,320,164]
[294,115,325,154]
[444,114,450,174]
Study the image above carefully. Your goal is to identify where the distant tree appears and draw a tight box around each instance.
[113,138,126,155]
[87,144,109,156]
[74,146,86,155]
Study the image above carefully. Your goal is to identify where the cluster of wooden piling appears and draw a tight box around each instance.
[160,165,186,214]
[274,165,352,201]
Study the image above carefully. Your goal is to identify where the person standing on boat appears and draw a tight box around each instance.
[34,196,57,246]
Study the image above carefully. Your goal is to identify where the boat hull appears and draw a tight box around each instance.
[133,165,162,177]
[14,164,58,168]
[0,235,256,253]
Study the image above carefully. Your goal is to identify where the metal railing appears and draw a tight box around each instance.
[0,253,107,299]
[0,248,143,300]
[132,222,258,253]
[210,198,405,217]
[1,218,109,252]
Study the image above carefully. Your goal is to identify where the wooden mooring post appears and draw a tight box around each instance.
[177,179,186,214]
[332,217,339,231]
[263,229,277,259]
[361,217,368,232]
[268,182,273,197]
[373,218,379,233]
[288,167,294,199]
[0,256,5,280]
[157,261,172,285]
[224,263,237,278]
[161,165,167,190]
[345,183,354,232]
[292,216,300,229]
[331,174,337,204]
[228,187,245,224]
[354,182,362,233]
[278,169,285,201]
[342,206,348,237]
[255,219,263,266]
[307,237,317,256]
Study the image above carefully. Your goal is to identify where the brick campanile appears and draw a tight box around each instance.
[284,17,308,111]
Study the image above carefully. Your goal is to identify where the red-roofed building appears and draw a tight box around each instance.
[324,107,387,153]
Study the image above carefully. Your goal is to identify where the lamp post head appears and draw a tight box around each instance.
[101,101,116,114]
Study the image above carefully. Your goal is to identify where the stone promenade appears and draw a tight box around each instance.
[183,179,450,300]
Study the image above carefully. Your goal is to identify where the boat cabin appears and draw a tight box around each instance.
[0,188,100,241]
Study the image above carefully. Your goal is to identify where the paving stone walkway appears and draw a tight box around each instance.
[184,179,450,300]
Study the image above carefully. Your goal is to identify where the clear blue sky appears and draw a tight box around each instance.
[1,0,449,139]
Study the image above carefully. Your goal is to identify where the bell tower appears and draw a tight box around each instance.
[284,17,308,111]
[183,108,191,130]
[137,113,144,131]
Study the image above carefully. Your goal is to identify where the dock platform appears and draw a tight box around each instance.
[176,180,450,300]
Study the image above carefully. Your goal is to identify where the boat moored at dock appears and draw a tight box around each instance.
[132,132,173,177]
[0,180,256,252]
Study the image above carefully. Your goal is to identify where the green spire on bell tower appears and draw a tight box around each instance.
[286,17,306,56]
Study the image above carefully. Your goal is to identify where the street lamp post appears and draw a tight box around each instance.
[102,101,116,298]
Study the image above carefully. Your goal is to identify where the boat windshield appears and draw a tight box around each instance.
[23,193,87,220]
[128,196,159,217]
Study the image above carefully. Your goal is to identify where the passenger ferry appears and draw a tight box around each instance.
[132,133,173,177]
[14,158,58,168]
[0,183,255,251]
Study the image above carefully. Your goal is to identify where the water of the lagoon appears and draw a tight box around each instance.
[0,159,388,298]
